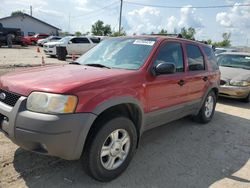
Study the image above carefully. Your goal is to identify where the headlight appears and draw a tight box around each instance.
[229,80,250,87]
[49,45,55,48]
[27,92,78,114]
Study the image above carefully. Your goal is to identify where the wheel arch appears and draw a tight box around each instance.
[82,97,145,156]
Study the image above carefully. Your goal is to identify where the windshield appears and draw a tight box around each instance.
[217,54,250,70]
[75,38,156,70]
[58,37,71,43]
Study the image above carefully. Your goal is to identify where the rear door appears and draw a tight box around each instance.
[184,43,210,101]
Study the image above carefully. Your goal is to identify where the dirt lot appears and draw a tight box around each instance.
[0,47,250,188]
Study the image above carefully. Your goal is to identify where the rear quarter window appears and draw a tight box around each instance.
[203,46,219,70]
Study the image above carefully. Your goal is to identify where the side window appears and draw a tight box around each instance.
[154,42,184,72]
[78,37,90,43]
[70,38,80,43]
[186,44,205,71]
[203,46,219,70]
[90,37,101,43]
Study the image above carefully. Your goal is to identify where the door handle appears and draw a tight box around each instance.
[178,79,185,86]
[203,76,208,82]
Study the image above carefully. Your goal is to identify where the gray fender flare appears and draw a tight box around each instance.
[92,96,146,137]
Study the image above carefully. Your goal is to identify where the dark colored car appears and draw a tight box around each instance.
[0,23,24,47]
[0,36,220,181]
[218,52,250,102]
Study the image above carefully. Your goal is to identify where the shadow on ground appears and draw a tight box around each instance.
[13,111,250,188]
[218,97,250,110]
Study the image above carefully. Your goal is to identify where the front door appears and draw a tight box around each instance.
[145,41,189,128]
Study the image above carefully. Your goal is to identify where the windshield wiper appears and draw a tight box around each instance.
[69,61,81,65]
[85,63,111,69]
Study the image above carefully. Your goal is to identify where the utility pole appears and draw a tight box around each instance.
[30,5,32,16]
[119,0,123,34]
[68,13,71,34]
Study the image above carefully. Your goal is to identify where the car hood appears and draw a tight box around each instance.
[44,41,62,46]
[220,66,250,82]
[0,65,134,96]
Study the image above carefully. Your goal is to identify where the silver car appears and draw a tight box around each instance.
[218,52,250,102]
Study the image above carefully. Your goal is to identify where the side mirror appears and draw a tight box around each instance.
[154,62,176,75]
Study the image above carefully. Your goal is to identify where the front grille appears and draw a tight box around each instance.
[220,80,227,85]
[0,89,21,107]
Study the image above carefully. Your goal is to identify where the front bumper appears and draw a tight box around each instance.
[0,96,96,160]
[219,85,250,99]
[43,47,56,55]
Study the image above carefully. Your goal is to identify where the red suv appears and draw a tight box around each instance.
[0,36,220,181]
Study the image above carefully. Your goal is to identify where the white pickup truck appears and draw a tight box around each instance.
[43,36,100,57]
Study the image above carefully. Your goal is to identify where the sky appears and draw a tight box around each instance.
[0,0,249,46]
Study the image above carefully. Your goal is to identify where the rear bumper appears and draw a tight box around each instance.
[0,97,97,160]
[219,85,250,99]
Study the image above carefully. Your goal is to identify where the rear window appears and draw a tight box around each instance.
[203,46,219,70]
[186,44,205,71]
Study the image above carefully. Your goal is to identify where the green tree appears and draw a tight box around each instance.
[180,27,196,40]
[158,29,168,35]
[59,31,69,36]
[11,10,24,16]
[91,20,112,36]
[75,31,82,36]
[111,28,126,37]
[211,33,231,47]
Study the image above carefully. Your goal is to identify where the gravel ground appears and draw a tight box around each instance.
[0,47,250,188]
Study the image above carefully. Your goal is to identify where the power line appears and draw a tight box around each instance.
[71,1,119,19]
[123,1,250,9]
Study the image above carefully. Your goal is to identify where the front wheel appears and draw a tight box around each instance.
[193,91,216,123]
[84,117,137,182]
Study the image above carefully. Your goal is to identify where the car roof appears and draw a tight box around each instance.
[109,35,210,47]
[219,52,250,56]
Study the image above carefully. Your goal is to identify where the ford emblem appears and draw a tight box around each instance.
[0,92,6,100]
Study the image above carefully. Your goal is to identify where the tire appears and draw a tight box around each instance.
[193,91,216,123]
[84,117,137,182]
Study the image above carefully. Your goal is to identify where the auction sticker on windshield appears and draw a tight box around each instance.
[133,40,155,46]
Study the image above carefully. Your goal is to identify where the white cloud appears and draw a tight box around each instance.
[216,0,250,45]
[126,5,203,35]
[216,1,250,28]
[178,5,203,28]
[2,0,48,7]
[73,0,88,11]
[166,16,178,33]
[127,7,163,34]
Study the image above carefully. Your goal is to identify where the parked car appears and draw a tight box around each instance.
[24,33,50,45]
[43,36,100,57]
[0,23,24,47]
[37,36,62,47]
[215,47,237,56]
[20,36,32,46]
[218,52,250,102]
[0,36,220,181]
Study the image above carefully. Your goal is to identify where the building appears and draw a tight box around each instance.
[0,13,60,36]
